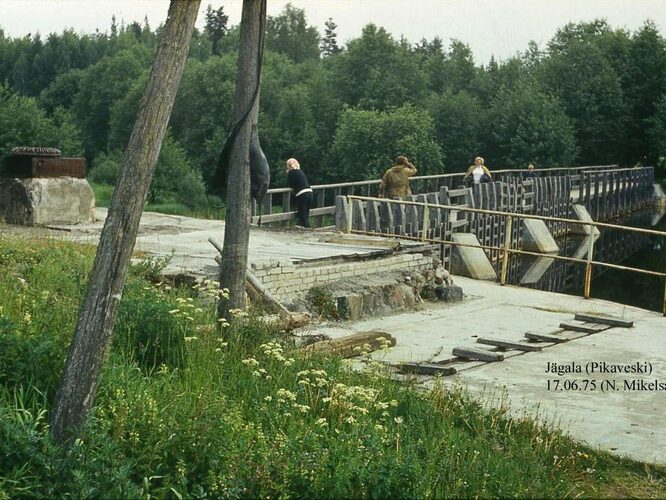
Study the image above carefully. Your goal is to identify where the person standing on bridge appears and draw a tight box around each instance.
[379,155,417,198]
[524,163,537,179]
[464,156,492,185]
[286,158,313,228]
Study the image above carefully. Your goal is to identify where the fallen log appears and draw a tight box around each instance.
[304,330,396,358]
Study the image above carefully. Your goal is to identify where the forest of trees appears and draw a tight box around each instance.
[1,4,665,209]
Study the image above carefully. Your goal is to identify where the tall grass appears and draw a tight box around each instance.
[1,236,665,497]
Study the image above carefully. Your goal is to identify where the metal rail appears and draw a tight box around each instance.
[345,195,666,316]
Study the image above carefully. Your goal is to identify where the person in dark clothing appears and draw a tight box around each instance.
[286,158,313,228]
[524,163,538,179]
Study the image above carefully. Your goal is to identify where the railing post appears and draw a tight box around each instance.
[500,215,513,285]
[346,197,354,233]
[584,222,595,299]
[421,203,430,241]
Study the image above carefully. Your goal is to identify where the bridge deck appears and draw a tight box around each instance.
[30,208,426,278]
[315,274,666,466]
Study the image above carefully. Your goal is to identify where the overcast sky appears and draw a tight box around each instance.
[2,0,665,64]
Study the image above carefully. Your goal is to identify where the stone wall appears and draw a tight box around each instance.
[250,252,433,300]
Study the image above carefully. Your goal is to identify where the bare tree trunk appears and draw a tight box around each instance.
[50,0,200,443]
[218,0,266,319]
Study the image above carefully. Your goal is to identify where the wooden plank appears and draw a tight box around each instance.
[525,332,569,343]
[477,337,543,352]
[398,362,457,376]
[452,347,504,362]
[559,321,611,333]
[304,330,396,358]
[573,313,634,328]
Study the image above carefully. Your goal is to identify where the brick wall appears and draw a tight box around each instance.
[250,253,433,301]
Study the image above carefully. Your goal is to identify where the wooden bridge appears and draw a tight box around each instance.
[253,165,655,231]
[251,164,664,311]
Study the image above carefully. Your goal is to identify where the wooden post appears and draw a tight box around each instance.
[584,223,595,299]
[346,197,353,233]
[663,276,666,317]
[500,215,513,285]
[49,0,201,443]
[422,203,430,241]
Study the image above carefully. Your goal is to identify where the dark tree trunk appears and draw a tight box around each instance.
[218,0,266,319]
[49,0,201,443]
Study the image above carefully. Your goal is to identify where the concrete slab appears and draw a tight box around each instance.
[571,204,601,237]
[12,208,427,279]
[522,219,559,254]
[450,233,497,281]
[314,276,666,465]
[520,256,555,284]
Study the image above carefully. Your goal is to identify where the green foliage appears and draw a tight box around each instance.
[329,104,444,181]
[72,48,149,158]
[88,135,207,209]
[540,23,630,164]
[306,286,341,320]
[427,90,483,171]
[266,3,320,63]
[0,84,83,157]
[204,4,229,56]
[1,237,666,497]
[486,81,580,168]
[0,14,665,205]
[170,55,236,183]
[330,24,428,111]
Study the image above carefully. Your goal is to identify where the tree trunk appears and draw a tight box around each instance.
[218,0,266,319]
[49,0,201,443]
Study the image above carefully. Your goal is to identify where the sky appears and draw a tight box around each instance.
[1,0,665,64]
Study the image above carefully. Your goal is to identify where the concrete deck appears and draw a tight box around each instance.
[4,207,665,465]
[314,276,666,465]
[9,208,420,278]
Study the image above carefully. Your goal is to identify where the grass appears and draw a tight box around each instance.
[1,236,666,498]
[89,182,226,220]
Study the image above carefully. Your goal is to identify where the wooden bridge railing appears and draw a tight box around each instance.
[250,164,634,226]
[343,195,666,316]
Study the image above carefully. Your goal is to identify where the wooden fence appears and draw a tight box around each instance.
[250,164,641,227]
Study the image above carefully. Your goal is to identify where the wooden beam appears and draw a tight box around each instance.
[525,332,568,343]
[304,330,396,358]
[573,313,634,328]
[559,321,610,333]
[477,338,543,352]
[397,362,457,376]
[452,347,504,362]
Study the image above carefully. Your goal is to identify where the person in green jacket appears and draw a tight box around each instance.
[379,156,417,198]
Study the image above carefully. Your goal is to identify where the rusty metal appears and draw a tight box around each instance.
[500,215,513,285]
[1,147,86,179]
[31,158,86,178]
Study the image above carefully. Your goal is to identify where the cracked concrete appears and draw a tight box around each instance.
[313,276,666,465]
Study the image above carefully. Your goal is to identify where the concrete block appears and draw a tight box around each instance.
[0,177,94,226]
[570,204,601,238]
[450,233,497,281]
[522,218,559,254]
[520,256,555,285]
[653,183,666,207]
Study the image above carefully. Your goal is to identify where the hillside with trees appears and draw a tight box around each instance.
[1,4,665,211]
